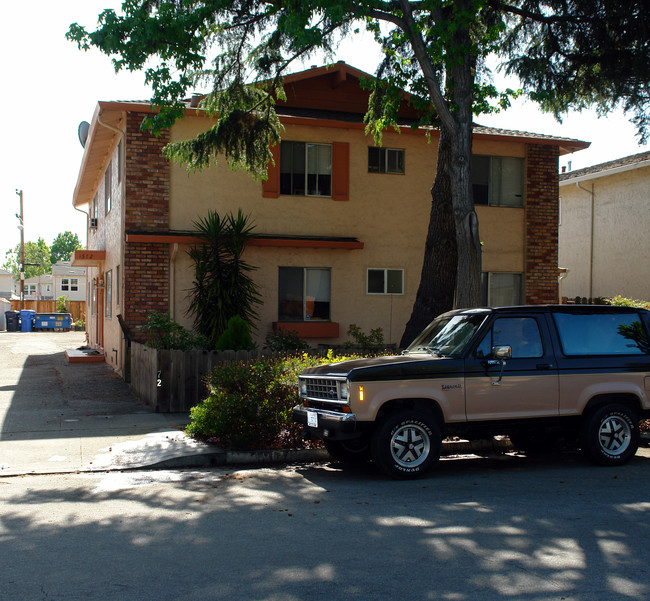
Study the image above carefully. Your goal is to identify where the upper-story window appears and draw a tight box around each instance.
[472,156,524,207]
[280,142,332,197]
[368,147,405,174]
[105,160,112,215]
[61,278,69,291]
[117,140,124,183]
[70,278,79,292]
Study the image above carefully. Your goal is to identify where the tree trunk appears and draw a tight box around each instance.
[450,11,482,309]
[399,128,457,347]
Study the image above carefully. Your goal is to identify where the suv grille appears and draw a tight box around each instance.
[305,378,340,400]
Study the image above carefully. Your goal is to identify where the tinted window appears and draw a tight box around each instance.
[475,317,544,358]
[407,314,486,356]
[553,312,648,355]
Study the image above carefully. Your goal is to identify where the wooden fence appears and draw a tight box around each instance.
[130,342,306,413]
[10,300,85,322]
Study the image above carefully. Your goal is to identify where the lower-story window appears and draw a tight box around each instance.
[367,268,404,294]
[481,272,523,306]
[279,267,331,321]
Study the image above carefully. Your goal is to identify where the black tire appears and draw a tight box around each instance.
[371,410,441,479]
[580,404,639,466]
[323,437,372,463]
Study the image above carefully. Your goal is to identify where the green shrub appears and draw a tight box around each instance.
[344,324,385,350]
[143,311,210,350]
[215,315,254,351]
[606,295,650,310]
[56,295,68,313]
[187,351,356,449]
[264,328,310,352]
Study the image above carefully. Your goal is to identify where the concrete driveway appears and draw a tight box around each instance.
[0,331,207,475]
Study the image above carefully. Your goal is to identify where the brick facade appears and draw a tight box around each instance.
[124,112,171,337]
[525,143,560,304]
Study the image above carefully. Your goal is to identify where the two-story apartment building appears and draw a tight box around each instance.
[71,62,588,375]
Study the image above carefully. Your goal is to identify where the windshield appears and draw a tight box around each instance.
[405,313,487,356]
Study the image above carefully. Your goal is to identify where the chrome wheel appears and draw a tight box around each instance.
[390,423,431,468]
[598,414,632,456]
[580,404,639,466]
[372,411,441,478]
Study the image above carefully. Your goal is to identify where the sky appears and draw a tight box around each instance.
[1,1,647,263]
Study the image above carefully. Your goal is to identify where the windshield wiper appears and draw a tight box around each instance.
[407,346,443,357]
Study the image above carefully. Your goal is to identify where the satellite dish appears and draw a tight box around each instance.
[78,121,90,148]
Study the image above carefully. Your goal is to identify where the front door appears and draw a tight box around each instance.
[464,315,559,420]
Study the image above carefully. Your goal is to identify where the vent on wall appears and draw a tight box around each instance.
[89,217,98,229]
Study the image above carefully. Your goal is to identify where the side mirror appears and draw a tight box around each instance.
[492,345,512,359]
[488,345,511,385]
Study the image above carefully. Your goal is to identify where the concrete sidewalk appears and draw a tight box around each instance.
[0,331,505,476]
[3,330,646,477]
[0,331,243,476]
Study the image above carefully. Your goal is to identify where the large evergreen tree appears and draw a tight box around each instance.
[68,0,649,345]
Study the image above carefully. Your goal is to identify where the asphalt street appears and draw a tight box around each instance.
[2,330,650,601]
[2,453,650,601]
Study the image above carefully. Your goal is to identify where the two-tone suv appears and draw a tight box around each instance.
[294,305,650,478]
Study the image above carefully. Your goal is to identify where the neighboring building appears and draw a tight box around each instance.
[22,262,87,301]
[51,261,87,302]
[0,269,15,300]
[71,62,588,375]
[23,273,54,300]
[559,151,650,301]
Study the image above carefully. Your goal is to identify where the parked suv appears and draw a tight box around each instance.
[294,305,650,478]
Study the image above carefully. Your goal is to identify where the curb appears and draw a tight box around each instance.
[148,437,514,470]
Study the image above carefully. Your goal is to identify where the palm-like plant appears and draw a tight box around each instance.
[187,210,261,348]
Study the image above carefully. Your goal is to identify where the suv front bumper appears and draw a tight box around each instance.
[292,404,358,439]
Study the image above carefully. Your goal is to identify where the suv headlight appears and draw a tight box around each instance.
[299,379,307,396]
[340,380,350,400]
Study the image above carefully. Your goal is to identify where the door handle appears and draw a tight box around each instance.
[536,363,553,370]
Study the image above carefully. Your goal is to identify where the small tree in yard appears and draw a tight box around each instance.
[187,210,261,348]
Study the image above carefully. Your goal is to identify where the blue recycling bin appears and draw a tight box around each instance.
[20,310,35,332]
[34,313,72,331]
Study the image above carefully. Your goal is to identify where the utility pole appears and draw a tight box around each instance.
[16,189,24,310]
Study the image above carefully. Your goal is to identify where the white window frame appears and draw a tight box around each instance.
[366,268,404,295]
[61,278,69,291]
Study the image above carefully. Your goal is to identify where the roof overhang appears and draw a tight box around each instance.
[559,158,650,186]
[125,232,364,250]
[71,249,106,267]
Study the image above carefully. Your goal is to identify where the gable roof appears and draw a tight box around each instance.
[559,150,650,185]
[73,61,589,208]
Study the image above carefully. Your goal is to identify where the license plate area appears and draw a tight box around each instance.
[307,410,318,428]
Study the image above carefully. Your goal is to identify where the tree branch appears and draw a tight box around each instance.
[397,0,456,135]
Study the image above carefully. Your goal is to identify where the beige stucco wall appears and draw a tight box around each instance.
[559,164,650,301]
[85,135,126,372]
[168,118,527,346]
